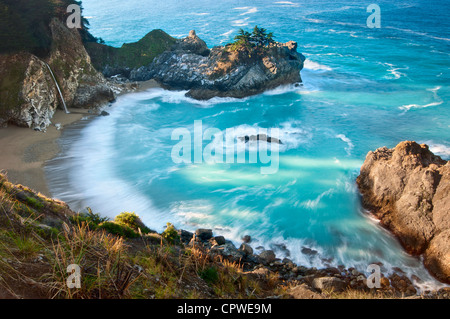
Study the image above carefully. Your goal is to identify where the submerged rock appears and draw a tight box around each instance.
[357,141,450,284]
[238,134,283,144]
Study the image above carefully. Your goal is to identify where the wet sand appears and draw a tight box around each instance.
[0,109,91,196]
[0,79,160,197]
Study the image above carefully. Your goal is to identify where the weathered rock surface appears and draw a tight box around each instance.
[47,19,115,109]
[288,284,323,299]
[259,250,276,264]
[0,19,115,130]
[131,30,305,100]
[312,277,346,292]
[0,53,58,130]
[357,141,450,283]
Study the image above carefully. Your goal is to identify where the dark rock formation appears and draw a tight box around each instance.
[195,228,213,241]
[131,30,305,100]
[259,250,276,264]
[357,141,450,283]
[239,134,283,144]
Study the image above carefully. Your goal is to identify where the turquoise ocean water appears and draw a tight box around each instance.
[47,0,449,290]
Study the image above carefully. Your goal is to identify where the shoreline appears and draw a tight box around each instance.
[0,79,160,197]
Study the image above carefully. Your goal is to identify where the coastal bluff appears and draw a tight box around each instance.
[357,141,450,284]
[130,30,306,100]
[0,18,115,131]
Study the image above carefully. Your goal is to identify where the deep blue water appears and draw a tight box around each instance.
[47,0,449,290]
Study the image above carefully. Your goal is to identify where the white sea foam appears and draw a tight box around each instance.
[263,83,302,96]
[300,189,334,209]
[232,17,250,27]
[274,1,300,7]
[427,143,450,159]
[220,30,234,38]
[128,87,248,107]
[304,59,333,71]
[427,86,441,97]
[46,106,168,232]
[336,134,354,156]
[382,62,407,80]
[399,86,444,112]
[237,7,258,15]
[385,26,450,42]
[399,101,443,111]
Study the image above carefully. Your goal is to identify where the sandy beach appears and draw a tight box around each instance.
[0,79,160,197]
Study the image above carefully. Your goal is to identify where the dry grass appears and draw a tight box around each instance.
[47,223,139,299]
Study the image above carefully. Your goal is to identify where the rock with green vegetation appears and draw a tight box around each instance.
[136,27,305,100]
[85,29,177,77]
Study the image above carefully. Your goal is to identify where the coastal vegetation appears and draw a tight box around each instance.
[0,172,448,299]
[228,26,276,57]
[0,0,94,56]
[84,29,177,76]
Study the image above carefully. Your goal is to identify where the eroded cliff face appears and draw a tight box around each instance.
[131,30,305,100]
[0,19,115,130]
[47,18,115,109]
[357,141,450,283]
[0,53,58,130]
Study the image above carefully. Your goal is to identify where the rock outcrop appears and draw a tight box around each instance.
[0,19,115,130]
[0,53,58,130]
[131,30,305,100]
[357,141,450,283]
[47,18,115,110]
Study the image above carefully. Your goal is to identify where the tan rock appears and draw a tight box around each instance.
[357,141,449,283]
[288,284,323,299]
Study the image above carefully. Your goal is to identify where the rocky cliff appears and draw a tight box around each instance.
[131,30,305,100]
[357,141,450,284]
[0,18,115,131]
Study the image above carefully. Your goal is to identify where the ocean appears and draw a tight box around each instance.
[46,0,450,290]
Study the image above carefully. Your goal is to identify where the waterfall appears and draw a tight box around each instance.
[45,63,70,114]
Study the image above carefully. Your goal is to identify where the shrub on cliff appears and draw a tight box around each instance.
[69,207,109,230]
[161,222,180,245]
[98,221,139,238]
[114,212,152,234]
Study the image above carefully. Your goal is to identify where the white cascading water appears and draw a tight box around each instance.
[45,63,70,114]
